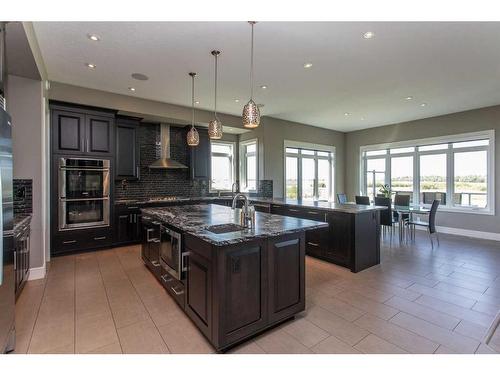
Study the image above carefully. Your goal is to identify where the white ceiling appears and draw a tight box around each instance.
[33,22,500,132]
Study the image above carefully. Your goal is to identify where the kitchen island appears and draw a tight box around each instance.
[140,204,328,352]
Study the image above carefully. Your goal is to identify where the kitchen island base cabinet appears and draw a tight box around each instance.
[183,232,305,352]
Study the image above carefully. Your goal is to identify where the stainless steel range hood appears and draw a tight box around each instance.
[149,124,188,169]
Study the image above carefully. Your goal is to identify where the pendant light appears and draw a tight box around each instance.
[242,21,261,129]
[208,50,223,139]
[187,72,199,146]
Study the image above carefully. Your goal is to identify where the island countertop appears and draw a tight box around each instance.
[141,203,328,246]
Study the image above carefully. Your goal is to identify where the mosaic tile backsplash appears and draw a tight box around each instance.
[13,179,33,215]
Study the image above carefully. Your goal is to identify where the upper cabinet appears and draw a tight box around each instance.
[51,102,115,156]
[115,116,140,180]
[190,127,210,180]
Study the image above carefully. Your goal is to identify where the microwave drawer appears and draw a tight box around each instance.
[53,228,112,254]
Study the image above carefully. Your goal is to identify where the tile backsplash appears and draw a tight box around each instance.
[114,123,209,200]
[13,179,33,215]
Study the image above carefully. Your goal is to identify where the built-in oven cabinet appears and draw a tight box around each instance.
[51,103,115,157]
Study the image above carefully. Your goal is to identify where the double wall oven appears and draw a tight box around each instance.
[58,157,110,230]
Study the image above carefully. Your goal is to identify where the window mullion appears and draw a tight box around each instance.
[447,144,454,208]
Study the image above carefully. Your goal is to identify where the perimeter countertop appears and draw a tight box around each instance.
[116,196,385,214]
[141,204,328,246]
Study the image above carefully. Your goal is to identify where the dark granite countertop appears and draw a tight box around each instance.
[14,214,31,235]
[141,204,328,246]
[116,196,385,214]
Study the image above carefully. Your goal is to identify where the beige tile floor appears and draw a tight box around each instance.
[13,231,500,354]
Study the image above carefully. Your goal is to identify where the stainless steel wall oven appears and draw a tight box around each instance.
[58,157,110,230]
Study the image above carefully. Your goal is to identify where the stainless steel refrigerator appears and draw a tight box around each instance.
[0,106,14,353]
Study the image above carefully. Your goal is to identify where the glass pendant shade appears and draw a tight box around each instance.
[242,99,260,128]
[208,118,223,139]
[187,126,199,146]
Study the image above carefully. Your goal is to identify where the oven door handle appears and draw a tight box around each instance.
[59,197,109,202]
[181,251,189,272]
[59,167,110,172]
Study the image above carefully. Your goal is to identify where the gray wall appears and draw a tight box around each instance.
[345,105,500,234]
[7,74,45,268]
[241,116,345,198]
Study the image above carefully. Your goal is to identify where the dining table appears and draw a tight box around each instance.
[393,205,431,242]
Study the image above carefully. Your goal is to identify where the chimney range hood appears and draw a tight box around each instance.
[148,124,188,169]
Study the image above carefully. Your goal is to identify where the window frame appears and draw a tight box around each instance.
[209,140,236,192]
[359,130,495,215]
[283,140,336,201]
[239,138,259,193]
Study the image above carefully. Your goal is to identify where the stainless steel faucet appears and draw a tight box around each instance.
[232,193,252,228]
[231,181,240,198]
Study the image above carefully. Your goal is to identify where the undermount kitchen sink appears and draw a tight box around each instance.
[206,223,245,234]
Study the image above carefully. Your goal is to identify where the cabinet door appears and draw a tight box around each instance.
[267,234,305,324]
[115,213,131,243]
[115,123,139,180]
[52,110,85,154]
[190,128,210,179]
[217,243,267,347]
[86,114,113,154]
[132,213,142,241]
[186,250,212,339]
[324,212,352,265]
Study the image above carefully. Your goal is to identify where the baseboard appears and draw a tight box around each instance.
[28,264,46,280]
[412,224,500,241]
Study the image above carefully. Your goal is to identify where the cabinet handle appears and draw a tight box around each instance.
[289,208,299,212]
[161,274,173,283]
[151,260,160,267]
[13,251,16,270]
[146,228,154,242]
[128,206,139,210]
[181,252,189,272]
[136,166,140,178]
[63,240,77,244]
[94,236,107,240]
[308,211,319,215]
[134,214,137,223]
[170,286,184,296]
[307,242,320,247]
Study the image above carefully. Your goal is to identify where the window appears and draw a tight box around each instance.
[285,142,335,201]
[240,139,258,192]
[210,141,235,191]
[360,130,494,214]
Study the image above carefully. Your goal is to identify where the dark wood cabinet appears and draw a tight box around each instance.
[51,102,115,156]
[267,235,305,324]
[52,227,113,256]
[52,109,86,154]
[190,128,210,180]
[115,116,140,180]
[186,249,212,339]
[268,202,380,272]
[114,205,142,245]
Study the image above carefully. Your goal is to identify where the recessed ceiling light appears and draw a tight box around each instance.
[234,99,240,103]
[128,87,136,92]
[131,73,149,81]
[344,112,351,116]
[260,85,267,90]
[360,117,365,121]
[87,34,100,41]
[195,101,200,104]
[85,63,96,69]
[405,96,413,101]
[363,31,375,39]
[303,63,313,69]
[420,103,427,107]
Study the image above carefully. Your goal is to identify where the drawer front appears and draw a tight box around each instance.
[53,228,112,254]
[305,228,327,257]
[302,209,327,221]
[160,272,185,309]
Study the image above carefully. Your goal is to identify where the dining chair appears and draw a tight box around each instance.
[337,193,347,204]
[393,194,410,221]
[374,196,393,239]
[355,195,370,205]
[407,199,440,248]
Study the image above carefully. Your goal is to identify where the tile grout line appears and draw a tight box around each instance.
[114,247,173,354]
[96,250,125,354]
[23,269,50,353]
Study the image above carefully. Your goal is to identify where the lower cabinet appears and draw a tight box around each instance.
[114,205,142,245]
[183,232,305,351]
